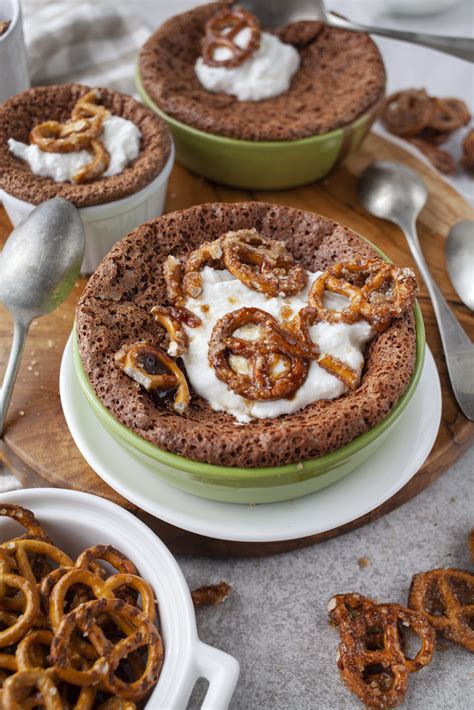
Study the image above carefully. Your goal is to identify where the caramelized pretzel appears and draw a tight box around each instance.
[0,575,40,647]
[182,239,224,299]
[202,7,261,68]
[382,89,433,137]
[428,97,470,133]
[29,88,110,184]
[191,581,232,608]
[2,670,63,709]
[222,229,307,297]
[328,593,435,709]
[410,137,457,175]
[408,568,474,651]
[151,305,201,357]
[209,307,313,400]
[115,341,190,413]
[163,255,185,306]
[318,354,358,390]
[51,598,163,700]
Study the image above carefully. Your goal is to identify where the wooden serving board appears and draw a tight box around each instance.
[1,132,473,557]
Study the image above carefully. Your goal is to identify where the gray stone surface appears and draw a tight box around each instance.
[181,447,473,710]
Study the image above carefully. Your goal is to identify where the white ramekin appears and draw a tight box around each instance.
[0,142,175,274]
[0,0,29,103]
[0,487,239,709]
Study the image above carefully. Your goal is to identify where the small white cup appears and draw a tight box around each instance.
[0,0,29,103]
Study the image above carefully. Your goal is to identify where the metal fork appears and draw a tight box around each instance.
[237,0,474,62]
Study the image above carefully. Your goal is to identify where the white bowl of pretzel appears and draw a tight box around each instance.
[0,488,239,709]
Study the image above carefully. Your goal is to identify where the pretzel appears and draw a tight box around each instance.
[163,255,185,306]
[202,7,261,68]
[75,545,138,578]
[51,598,163,700]
[191,582,232,608]
[428,97,470,133]
[1,539,73,585]
[410,137,457,175]
[318,353,358,390]
[309,258,417,332]
[115,341,190,413]
[182,239,224,299]
[208,307,316,400]
[29,88,110,184]
[151,305,201,357]
[382,89,434,137]
[408,568,474,651]
[1,670,63,709]
[0,575,40,647]
[222,229,307,297]
[0,504,50,542]
[461,129,474,171]
[328,593,435,708]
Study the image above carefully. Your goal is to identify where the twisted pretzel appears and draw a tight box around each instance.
[328,593,435,708]
[151,305,201,357]
[382,89,434,137]
[1,539,73,585]
[408,568,474,651]
[209,307,313,400]
[0,504,50,542]
[308,257,417,332]
[2,669,63,709]
[182,239,224,299]
[115,341,190,413]
[0,575,40,647]
[29,88,110,184]
[202,7,261,68]
[222,229,307,297]
[75,545,138,578]
[51,598,163,700]
[428,97,470,133]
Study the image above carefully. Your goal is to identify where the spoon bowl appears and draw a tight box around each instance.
[358,161,427,226]
[0,198,84,435]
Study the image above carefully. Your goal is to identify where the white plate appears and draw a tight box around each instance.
[0,487,239,709]
[60,337,441,543]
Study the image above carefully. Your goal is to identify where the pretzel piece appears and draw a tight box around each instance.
[329,593,435,708]
[182,238,224,299]
[202,7,261,68]
[222,229,307,297]
[382,89,433,137]
[51,598,163,700]
[151,305,201,357]
[408,568,474,651]
[1,539,74,585]
[0,504,50,542]
[0,575,40,647]
[115,341,190,413]
[2,670,63,710]
[72,137,110,185]
[191,581,232,608]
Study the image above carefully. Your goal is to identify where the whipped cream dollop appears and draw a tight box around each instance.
[195,30,300,101]
[182,267,374,423]
[8,115,141,183]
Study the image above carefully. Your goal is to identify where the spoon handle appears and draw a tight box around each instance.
[403,221,474,421]
[0,320,29,437]
[328,14,474,62]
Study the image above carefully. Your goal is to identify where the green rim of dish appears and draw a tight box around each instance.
[135,66,377,148]
[73,231,425,478]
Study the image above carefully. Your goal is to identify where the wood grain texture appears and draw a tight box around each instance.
[0,132,473,556]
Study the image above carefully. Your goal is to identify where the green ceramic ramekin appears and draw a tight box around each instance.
[135,69,382,191]
[73,304,425,505]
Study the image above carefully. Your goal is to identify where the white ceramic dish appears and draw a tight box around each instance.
[0,487,239,708]
[0,0,29,103]
[0,142,174,274]
[60,337,442,543]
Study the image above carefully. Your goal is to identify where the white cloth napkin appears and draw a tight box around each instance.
[21,0,151,95]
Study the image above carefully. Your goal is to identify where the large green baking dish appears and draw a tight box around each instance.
[73,303,425,505]
[135,68,382,191]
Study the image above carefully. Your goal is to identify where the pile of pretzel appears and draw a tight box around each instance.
[382,88,472,175]
[201,7,261,68]
[329,530,473,708]
[29,89,110,184]
[0,504,163,709]
[115,229,417,409]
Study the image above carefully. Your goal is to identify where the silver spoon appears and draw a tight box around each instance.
[358,161,474,421]
[0,198,84,436]
[445,221,474,311]
[239,0,474,61]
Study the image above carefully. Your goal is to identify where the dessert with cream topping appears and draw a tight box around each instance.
[138,2,385,141]
[0,84,171,207]
[76,203,419,468]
